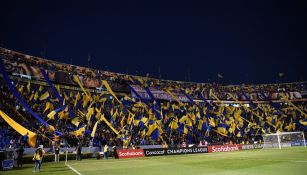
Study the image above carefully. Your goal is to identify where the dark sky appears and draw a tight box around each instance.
[1,0,306,84]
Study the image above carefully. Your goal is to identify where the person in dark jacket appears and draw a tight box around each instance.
[16,145,24,168]
[54,145,60,162]
[76,144,82,161]
[112,145,118,159]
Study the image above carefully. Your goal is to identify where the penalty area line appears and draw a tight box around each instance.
[65,162,82,175]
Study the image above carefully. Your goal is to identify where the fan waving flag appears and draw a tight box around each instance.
[0,110,37,147]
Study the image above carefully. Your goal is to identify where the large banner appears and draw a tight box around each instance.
[131,85,189,102]
[116,149,145,159]
[131,85,303,102]
[2,58,129,91]
[231,92,302,101]
[208,144,242,153]
[143,147,208,157]
[237,92,302,101]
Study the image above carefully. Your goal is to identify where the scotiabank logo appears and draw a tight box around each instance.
[208,144,242,153]
[117,149,145,159]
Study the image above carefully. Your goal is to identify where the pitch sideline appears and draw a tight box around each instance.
[65,162,82,175]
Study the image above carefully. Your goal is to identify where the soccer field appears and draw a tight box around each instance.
[2,147,307,175]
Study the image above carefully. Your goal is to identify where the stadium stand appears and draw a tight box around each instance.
[0,47,306,152]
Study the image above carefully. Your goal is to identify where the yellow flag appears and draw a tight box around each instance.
[44,102,51,113]
[169,120,179,130]
[186,118,193,127]
[141,117,148,125]
[82,94,90,108]
[47,110,56,120]
[73,75,90,98]
[209,117,216,127]
[58,111,68,120]
[146,123,157,136]
[64,93,69,101]
[217,126,227,135]
[74,92,81,107]
[86,107,94,122]
[112,108,118,120]
[229,123,236,134]
[134,120,140,126]
[39,91,50,101]
[148,110,156,120]
[179,115,188,123]
[55,84,60,94]
[299,120,307,126]
[38,85,43,92]
[128,113,135,125]
[34,91,39,101]
[29,93,34,101]
[102,80,122,105]
[71,126,86,136]
[198,120,204,130]
[71,117,80,127]
[236,131,242,137]
[69,92,74,98]
[100,114,119,135]
[91,121,99,137]
[26,81,31,92]
[0,110,36,147]
[184,126,188,134]
[18,85,24,94]
[140,129,146,137]
[120,115,125,127]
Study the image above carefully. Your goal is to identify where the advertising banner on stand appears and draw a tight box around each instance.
[116,149,145,159]
[143,147,208,157]
[208,144,242,153]
[143,148,166,157]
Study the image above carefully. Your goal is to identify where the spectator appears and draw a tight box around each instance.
[76,143,82,161]
[54,145,60,163]
[104,144,109,160]
[112,145,117,159]
[22,133,29,145]
[181,141,187,148]
[162,141,168,148]
[16,145,24,168]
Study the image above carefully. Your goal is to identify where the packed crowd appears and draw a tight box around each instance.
[0,47,306,151]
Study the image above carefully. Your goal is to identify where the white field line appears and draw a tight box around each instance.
[65,162,82,175]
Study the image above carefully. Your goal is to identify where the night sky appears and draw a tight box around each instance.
[1,0,306,84]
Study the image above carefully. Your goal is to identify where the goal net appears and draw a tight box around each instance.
[262,132,306,149]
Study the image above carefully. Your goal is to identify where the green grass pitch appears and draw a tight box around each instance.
[2,147,307,175]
